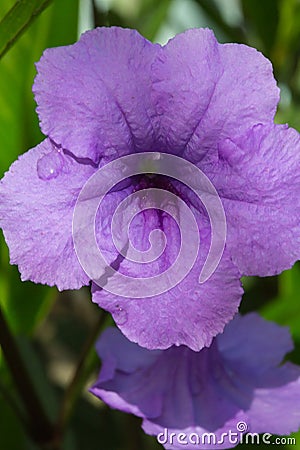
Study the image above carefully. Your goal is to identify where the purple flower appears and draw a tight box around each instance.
[91,313,300,449]
[0,27,300,350]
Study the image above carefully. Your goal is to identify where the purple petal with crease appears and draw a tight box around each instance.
[91,314,300,449]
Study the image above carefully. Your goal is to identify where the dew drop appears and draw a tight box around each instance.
[37,150,64,180]
[114,306,128,326]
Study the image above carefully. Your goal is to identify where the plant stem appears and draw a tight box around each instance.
[0,378,28,429]
[56,310,107,433]
[0,305,55,444]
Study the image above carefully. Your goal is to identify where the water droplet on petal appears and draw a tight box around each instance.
[114,306,128,326]
[37,150,64,180]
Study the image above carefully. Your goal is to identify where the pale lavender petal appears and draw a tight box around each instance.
[152,28,279,161]
[206,123,300,276]
[92,206,242,351]
[0,139,95,290]
[34,27,159,163]
[218,312,293,373]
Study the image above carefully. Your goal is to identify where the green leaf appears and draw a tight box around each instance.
[260,264,300,341]
[16,336,59,421]
[136,0,171,41]
[0,395,28,450]
[0,0,79,336]
[0,236,55,335]
[195,0,246,43]
[0,0,54,60]
[241,0,280,55]
[287,431,300,449]
[272,0,300,103]
[0,0,79,175]
[94,0,171,41]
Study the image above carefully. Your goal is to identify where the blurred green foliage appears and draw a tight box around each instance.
[0,0,299,449]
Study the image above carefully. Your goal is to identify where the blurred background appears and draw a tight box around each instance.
[0,0,300,449]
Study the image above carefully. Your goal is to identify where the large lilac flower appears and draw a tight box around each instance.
[0,27,300,350]
[91,313,300,449]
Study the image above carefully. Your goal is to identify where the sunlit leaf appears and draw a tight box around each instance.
[0,0,54,60]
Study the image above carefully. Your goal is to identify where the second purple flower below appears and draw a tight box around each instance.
[91,313,300,449]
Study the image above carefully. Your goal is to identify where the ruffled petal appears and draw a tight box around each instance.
[92,209,242,350]
[0,139,95,290]
[206,123,300,276]
[90,180,242,351]
[218,312,293,372]
[152,28,279,161]
[33,27,159,163]
[91,314,300,449]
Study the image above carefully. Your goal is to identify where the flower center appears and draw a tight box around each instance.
[132,174,182,197]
